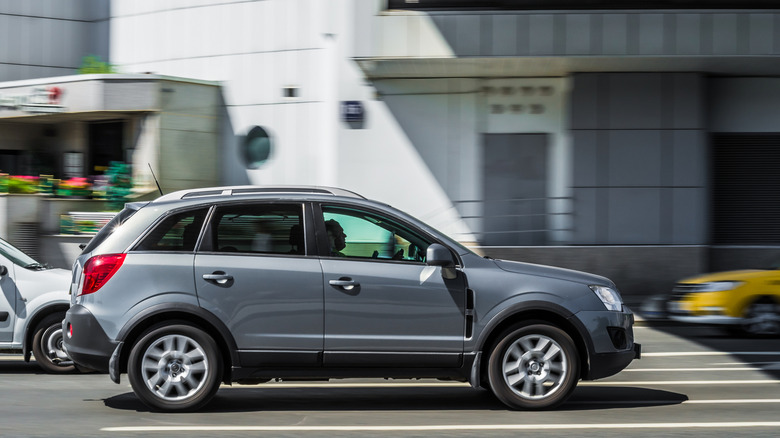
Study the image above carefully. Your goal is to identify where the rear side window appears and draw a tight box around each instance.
[210,204,304,255]
[135,209,208,252]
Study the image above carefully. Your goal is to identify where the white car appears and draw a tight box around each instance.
[0,238,73,372]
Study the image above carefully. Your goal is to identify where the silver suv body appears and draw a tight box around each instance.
[63,186,640,411]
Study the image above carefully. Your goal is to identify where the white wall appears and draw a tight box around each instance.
[109,0,473,239]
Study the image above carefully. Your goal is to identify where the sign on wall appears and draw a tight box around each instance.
[0,86,66,114]
[341,101,365,123]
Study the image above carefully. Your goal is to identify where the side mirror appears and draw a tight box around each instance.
[0,265,7,277]
[426,243,454,267]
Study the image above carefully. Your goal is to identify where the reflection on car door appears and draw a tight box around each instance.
[322,259,466,367]
[319,205,467,368]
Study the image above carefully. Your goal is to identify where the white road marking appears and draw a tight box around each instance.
[625,367,760,372]
[0,356,25,361]
[234,378,780,389]
[572,399,780,406]
[101,422,780,432]
[580,380,780,386]
[685,399,780,404]
[223,382,470,389]
[644,352,780,357]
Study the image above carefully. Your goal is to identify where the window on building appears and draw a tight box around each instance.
[243,126,271,169]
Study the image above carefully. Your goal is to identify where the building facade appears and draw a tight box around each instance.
[3,1,780,297]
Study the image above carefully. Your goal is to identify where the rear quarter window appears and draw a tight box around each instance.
[81,205,142,254]
[134,209,209,252]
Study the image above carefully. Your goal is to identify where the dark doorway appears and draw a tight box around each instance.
[712,133,780,245]
[483,133,548,246]
[88,121,125,175]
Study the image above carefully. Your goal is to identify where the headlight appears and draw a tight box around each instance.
[589,285,623,311]
[694,281,743,292]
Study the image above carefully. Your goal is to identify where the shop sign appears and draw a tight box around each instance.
[0,86,66,114]
[341,101,364,123]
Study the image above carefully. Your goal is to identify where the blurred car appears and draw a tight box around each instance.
[0,238,74,372]
[667,269,780,335]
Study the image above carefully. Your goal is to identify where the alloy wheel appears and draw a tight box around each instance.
[501,334,568,400]
[140,334,210,401]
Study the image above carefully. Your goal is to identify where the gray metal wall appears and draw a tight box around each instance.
[570,72,708,244]
[0,0,110,81]
[426,11,780,58]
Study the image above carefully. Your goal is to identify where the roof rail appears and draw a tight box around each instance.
[156,186,366,202]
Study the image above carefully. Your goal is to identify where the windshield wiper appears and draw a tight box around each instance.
[24,263,49,270]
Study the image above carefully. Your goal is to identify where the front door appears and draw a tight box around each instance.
[318,205,466,367]
[194,202,323,367]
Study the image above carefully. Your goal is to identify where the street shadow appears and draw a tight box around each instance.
[103,385,685,413]
[0,357,92,375]
[642,320,780,379]
[0,358,43,374]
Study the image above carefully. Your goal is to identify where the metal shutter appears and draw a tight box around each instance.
[712,133,780,245]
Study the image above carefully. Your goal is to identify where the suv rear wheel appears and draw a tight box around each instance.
[128,323,222,412]
[32,313,75,373]
[487,323,579,410]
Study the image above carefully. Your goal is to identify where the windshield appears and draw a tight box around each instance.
[0,238,41,268]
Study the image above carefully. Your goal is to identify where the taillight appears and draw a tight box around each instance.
[80,254,126,295]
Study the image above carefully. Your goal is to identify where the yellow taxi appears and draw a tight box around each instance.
[667,269,780,335]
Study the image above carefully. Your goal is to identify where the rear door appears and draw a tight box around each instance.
[194,202,324,367]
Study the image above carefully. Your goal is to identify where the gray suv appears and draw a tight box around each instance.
[63,186,640,412]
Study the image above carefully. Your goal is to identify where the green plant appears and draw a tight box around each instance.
[7,176,38,194]
[78,55,117,74]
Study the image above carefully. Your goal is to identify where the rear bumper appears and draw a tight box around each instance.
[62,304,116,373]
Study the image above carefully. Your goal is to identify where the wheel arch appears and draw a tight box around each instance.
[115,304,239,384]
[23,303,70,360]
[739,294,780,316]
[476,303,593,385]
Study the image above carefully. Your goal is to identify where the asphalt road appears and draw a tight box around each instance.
[2,323,780,438]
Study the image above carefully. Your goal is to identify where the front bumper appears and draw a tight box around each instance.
[573,306,640,380]
[62,304,116,373]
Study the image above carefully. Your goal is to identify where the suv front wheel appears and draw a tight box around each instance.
[128,323,222,412]
[487,323,579,410]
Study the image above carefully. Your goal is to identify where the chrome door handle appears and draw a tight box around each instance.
[203,272,233,285]
[329,278,359,291]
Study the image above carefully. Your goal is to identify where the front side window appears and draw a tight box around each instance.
[321,206,431,262]
[211,204,304,255]
[135,209,208,252]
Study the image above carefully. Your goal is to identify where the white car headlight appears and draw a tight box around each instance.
[589,285,623,311]
[694,281,743,292]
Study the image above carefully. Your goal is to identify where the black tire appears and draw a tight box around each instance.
[32,314,76,374]
[128,324,222,412]
[487,323,579,410]
[741,297,780,337]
